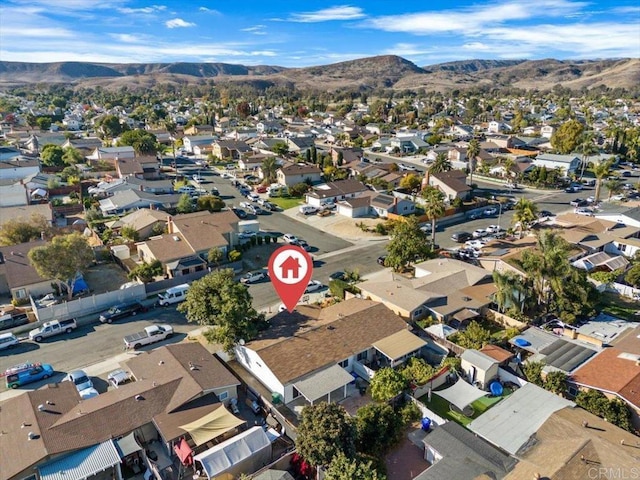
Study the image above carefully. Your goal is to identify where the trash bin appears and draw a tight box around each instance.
[421,417,432,431]
[271,392,282,404]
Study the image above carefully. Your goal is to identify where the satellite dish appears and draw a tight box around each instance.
[238,339,245,346]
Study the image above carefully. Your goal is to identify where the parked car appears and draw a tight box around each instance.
[240,271,267,284]
[157,283,189,306]
[232,208,247,219]
[305,280,323,293]
[99,301,146,324]
[246,193,260,202]
[283,233,299,244]
[29,319,78,342]
[538,210,555,218]
[63,369,93,393]
[472,229,487,238]
[329,271,347,281]
[377,255,388,266]
[483,207,498,216]
[299,205,318,215]
[570,198,585,207]
[486,225,502,234]
[0,332,19,350]
[262,201,277,211]
[4,362,54,389]
[192,174,205,183]
[255,185,268,193]
[124,324,174,350]
[465,239,487,250]
[0,312,29,332]
[239,201,253,209]
[292,239,311,251]
[575,207,594,216]
[451,231,472,243]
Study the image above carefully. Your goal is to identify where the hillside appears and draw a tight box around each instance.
[0,56,638,92]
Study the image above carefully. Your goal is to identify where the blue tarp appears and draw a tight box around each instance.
[72,276,89,295]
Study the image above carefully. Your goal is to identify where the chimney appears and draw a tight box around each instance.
[167,215,174,234]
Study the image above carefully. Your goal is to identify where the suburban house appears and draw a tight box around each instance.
[256,120,283,134]
[212,140,252,160]
[370,193,415,218]
[87,146,136,162]
[358,258,495,322]
[503,407,640,479]
[427,171,471,201]
[276,163,322,187]
[0,240,51,301]
[0,156,41,181]
[304,179,367,207]
[533,153,580,177]
[0,343,248,480]
[284,137,315,155]
[136,210,239,277]
[99,190,181,215]
[61,137,103,157]
[419,421,516,480]
[540,125,555,138]
[105,208,167,240]
[238,155,274,172]
[595,206,640,229]
[183,135,217,154]
[184,124,214,136]
[389,136,428,154]
[0,204,52,230]
[115,155,161,180]
[234,299,427,416]
[0,145,22,161]
[0,182,28,207]
[335,196,372,218]
[569,325,640,429]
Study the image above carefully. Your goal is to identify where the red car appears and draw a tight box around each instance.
[255,185,268,193]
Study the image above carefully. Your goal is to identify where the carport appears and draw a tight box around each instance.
[293,364,354,404]
[372,329,427,367]
[38,440,122,480]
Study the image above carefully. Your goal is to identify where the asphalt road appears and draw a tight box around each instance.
[0,306,191,391]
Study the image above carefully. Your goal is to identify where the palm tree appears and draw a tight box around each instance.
[260,156,279,184]
[502,157,515,179]
[492,270,527,313]
[578,132,599,180]
[423,152,452,189]
[593,158,614,203]
[466,138,481,189]
[512,198,538,236]
[605,178,623,200]
[421,186,446,246]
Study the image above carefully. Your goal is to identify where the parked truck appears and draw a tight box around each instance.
[29,319,77,342]
[123,324,173,350]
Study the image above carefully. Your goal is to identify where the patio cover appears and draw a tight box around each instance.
[39,440,121,480]
[115,432,142,458]
[372,330,427,361]
[293,364,354,403]
[194,426,271,480]
[453,308,479,322]
[434,378,488,411]
[179,404,245,446]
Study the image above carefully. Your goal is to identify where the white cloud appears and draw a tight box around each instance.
[109,33,147,43]
[118,5,167,15]
[16,0,126,10]
[165,18,196,28]
[2,26,75,38]
[242,25,267,35]
[289,5,365,23]
[199,7,220,14]
[382,43,435,57]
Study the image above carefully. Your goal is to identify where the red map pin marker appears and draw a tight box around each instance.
[268,245,314,312]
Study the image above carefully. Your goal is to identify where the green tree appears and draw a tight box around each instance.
[355,403,403,455]
[296,402,356,467]
[523,361,545,387]
[370,367,408,402]
[385,217,432,272]
[454,320,490,349]
[575,390,633,432]
[272,141,289,156]
[0,214,51,246]
[62,146,84,165]
[624,263,640,288]
[261,156,279,184]
[592,158,614,204]
[512,198,538,235]
[399,173,421,192]
[401,357,436,385]
[466,138,481,188]
[578,132,599,179]
[604,178,623,200]
[324,453,386,480]
[425,152,452,185]
[492,270,526,313]
[290,182,310,197]
[120,225,140,242]
[176,193,194,213]
[36,116,52,130]
[128,259,162,283]
[544,370,567,396]
[551,119,584,154]
[41,144,65,167]
[28,232,94,299]
[421,186,446,245]
[196,195,225,212]
[117,129,158,155]
[207,247,223,266]
[177,269,265,353]
[95,114,124,140]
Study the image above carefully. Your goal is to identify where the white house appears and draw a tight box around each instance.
[533,153,580,177]
[0,157,40,181]
[305,179,367,207]
[183,135,217,153]
[540,125,555,139]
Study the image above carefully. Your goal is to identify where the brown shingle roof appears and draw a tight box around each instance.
[152,393,223,442]
[141,233,197,262]
[254,300,408,384]
[279,163,321,175]
[479,344,514,363]
[171,210,237,253]
[125,343,240,413]
[0,239,49,289]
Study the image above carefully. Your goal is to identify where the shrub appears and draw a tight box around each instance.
[228,250,242,262]
[329,279,349,299]
[400,401,422,425]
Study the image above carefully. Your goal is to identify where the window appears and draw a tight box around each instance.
[181,269,189,275]
[292,387,301,399]
[357,350,368,362]
[338,359,349,368]
[15,289,26,299]
[218,391,229,401]
[568,386,578,397]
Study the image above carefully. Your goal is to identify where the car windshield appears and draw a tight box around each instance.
[108,306,118,314]
[73,375,89,385]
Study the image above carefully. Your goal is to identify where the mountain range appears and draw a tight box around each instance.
[1,55,638,92]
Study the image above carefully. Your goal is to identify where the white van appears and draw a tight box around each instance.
[157,283,189,306]
[0,332,19,350]
[299,204,318,215]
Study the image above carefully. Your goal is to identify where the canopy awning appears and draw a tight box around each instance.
[115,432,142,458]
[293,364,354,403]
[39,440,121,480]
[434,378,488,411]
[373,329,427,361]
[174,438,194,466]
[453,308,479,322]
[179,404,245,446]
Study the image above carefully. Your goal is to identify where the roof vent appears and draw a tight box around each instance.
[21,422,31,428]
[173,236,180,241]
[189,361,198,371]
[28,432,38,440]
[158,360,164,365]
[135,395,144,401]
[37,404,45,412]
[327,325,336,330]
[46,400,54,405]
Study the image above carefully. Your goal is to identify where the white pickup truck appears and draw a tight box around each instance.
[123,324,173,350]
[29,319,77,342]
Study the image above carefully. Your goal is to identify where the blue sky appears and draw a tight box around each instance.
[1,1,639,67]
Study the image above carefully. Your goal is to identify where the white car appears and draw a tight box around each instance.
[472,229,487,238]
[64,369,93,393]
[465,239,486,250]
[246,193,260,202]
[283,233,299,244]
[398,163,417,171]
[240,271,267,284]
[486,225,502,234]
[575,208,594,216]
[305,280,323,293]
[192,174,204,183]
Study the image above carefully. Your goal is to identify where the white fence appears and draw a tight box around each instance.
[497,367,528,388]
[610,282,640,300]
[406,395,447,428]
[31,283,147,323]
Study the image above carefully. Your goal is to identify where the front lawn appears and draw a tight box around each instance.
[268,196,304,210]
[597,292,639,321]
